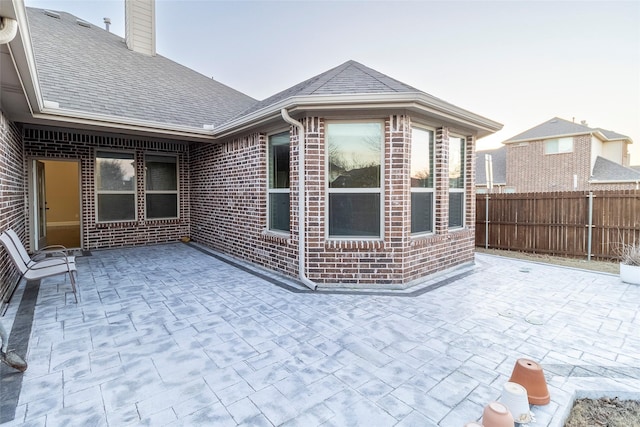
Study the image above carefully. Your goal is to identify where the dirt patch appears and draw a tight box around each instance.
[475,248,620,275]
[564,397,640,427]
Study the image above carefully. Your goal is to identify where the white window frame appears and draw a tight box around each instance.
[267,130,290,233]
[544,137,573,154]
[144,153,179,220]
[410,126,435,236]
[95,149,137,223]
[448,135,466,230]
[326,120,384,240]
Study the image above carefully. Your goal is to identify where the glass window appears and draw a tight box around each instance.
[268,132,290,232]
[449,136,465,229]
[411,127,434,234]
[96,151,136,222]
[327,122,382,237]
[145,155,178,219]
[544,137,573,154]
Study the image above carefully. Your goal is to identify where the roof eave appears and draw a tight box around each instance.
[213,92,503,139]
[33,106,215,140]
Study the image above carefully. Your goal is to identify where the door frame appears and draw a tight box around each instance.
[28,158,83,251]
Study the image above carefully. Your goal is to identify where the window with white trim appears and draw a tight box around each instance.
[327,121,383,238]
[268,132,290,232]
[449,136,465,229]
[96,151,136,222]
[544,137,573,154]
[411,127,435,234]
[145,154,178,219]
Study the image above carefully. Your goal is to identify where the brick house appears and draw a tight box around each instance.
[0,0,502,304]
[476,117,639,193]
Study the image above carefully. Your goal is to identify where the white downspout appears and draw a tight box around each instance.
[0,17,18,45]
[281,109,317,290]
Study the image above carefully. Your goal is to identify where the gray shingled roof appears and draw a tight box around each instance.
[475,146,507,186]
[236,60,424,117]
[591,156,640,181]
[27,8,256,129]
[504,117,593,142]
[505,117,631,143]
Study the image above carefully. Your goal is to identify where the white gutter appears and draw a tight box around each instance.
[216,93,503,139]
[280,108,317,291]
[0,16,18,44]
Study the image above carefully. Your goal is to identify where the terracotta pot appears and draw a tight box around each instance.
[508,358,550,405]
[500,381,531,423]
[481,402,514,427]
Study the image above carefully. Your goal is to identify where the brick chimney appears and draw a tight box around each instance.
[125,0,156,56]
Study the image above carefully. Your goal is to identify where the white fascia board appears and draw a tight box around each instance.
[7,0,42,114]
[34,107,215,140]
[589,178,640,184]
[213,92,503,139]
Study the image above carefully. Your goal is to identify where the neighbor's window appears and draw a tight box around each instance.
[327,121,382,238]
[268,132,290,232]
[145,154,178,219]
[449,136,465,229]
[545,137,573,154]
[411,127,435,234]
[96,151,136,222]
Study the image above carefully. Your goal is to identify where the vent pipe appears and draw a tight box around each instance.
[104,17,111,32]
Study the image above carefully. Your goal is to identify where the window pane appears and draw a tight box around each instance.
[98,194,135,221]
[449,192,464,228]
[146,194,177,219]
[329,193,380,237]
[411,128,434,188]
[96,152,135,191]
[269,132,290,189]
[411,192,433,234]
[269,192,290,232]
[449,136,465,189]
[146,156,177,191]
[328,122,382,189]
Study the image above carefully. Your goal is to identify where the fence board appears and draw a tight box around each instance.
[475,190,640,261]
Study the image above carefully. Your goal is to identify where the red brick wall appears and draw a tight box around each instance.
[0,112,25,306]
[22,126,190,250]
[506,136,592,192]
[190,115,476,287]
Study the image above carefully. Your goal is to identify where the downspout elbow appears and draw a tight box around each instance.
[0,17,18,45]
[280,109,317,291]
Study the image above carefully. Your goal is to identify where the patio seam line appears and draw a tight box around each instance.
[186,241,476,297]
[0,280,40,424]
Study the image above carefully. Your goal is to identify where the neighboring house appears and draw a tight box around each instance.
[0,0,502,303]
[475,146,508,193]
[476,117,639,193]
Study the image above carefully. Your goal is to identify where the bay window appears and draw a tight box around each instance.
[449,136,465,229]
[327,121,382,238]
[268,132,290,232]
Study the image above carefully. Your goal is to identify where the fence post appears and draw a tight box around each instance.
[587,191,594,261]
[485,193,489,249]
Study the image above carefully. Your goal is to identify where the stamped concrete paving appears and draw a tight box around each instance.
[1,243,639,426]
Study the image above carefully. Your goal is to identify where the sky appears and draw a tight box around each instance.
[24,0,640,164]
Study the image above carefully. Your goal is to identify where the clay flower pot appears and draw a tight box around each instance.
[508,358,550,405]
[500,381,531,423]
[482,402,514,427]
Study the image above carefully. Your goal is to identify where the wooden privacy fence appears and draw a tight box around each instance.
[475,190,640,261]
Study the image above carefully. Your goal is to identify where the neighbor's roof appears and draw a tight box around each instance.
[237,60,422,117]
[591,156,640,182]
[504,117,631,144]
[475,146,507,186]
[26,7,256,129]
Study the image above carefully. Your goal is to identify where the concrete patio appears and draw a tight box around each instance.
[1,243,639,426]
